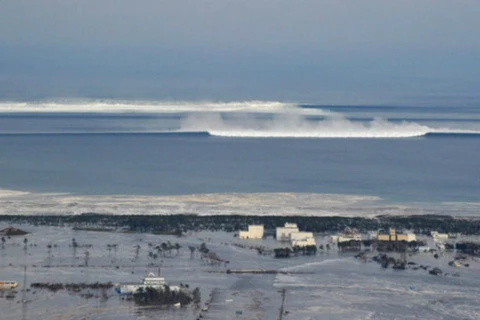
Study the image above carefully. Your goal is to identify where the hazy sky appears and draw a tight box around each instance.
[1,0,479,104]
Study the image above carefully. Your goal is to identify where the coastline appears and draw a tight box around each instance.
[0,188,479,218]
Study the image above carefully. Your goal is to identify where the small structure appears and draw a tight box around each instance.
[367,231,378,240]
[114,273,179,295]
[449,260,463,268]
[431,231,448,240]
[276,223,299,241]
[290,232,316,247]
[337,234,362,243]
[239,225,264,240]
[377,228,416,242]
[331,227,362,243]
[448,233,459,239]
[417,246,431,252]
[329,235,339,243]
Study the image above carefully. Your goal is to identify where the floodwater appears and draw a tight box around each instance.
[0,223,479,320]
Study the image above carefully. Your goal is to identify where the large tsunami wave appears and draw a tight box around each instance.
[180,113,480,138]
[0,100,296,114]
[1,100,479,138]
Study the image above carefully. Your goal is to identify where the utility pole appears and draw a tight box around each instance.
[278,288,286,320]
[22,265,27,320]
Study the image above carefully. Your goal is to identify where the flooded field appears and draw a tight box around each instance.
[1,223,479,320]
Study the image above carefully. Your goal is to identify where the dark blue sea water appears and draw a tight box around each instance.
[0,101,479,204]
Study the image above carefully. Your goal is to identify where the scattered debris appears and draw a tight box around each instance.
[429,268,443,276]
[0,227,28,236]
[30,282,114,292]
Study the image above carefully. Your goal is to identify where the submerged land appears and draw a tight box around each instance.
[1,211,480,320]
[1,192,479,319]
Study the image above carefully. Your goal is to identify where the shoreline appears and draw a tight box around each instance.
[0,189,479,218]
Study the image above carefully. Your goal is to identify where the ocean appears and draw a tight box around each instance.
[1,101,480,320]
[0,101,479,216]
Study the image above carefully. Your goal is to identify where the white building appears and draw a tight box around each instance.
[337,234,362,243]
[329,235,339,243]
[276,223,299,241]
[292,238,316,247]
[417,246,431,252]
[290,231,313,241]
[367,231,378,240]
[291,231,316,247]
[239,225,264,239]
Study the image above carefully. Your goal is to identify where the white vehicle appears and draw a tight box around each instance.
[0,281,18,290]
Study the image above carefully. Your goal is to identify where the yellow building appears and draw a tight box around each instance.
[239,225,264,239]
[377,228,416,242]
[377,234,391,241]
[431,231,448,240]
[397,233,416,242]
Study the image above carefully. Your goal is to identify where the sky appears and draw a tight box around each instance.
[0,0,479,105]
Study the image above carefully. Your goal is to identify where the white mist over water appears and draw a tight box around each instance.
[0,100,297,114]
[1,99,479,138]
[179,111,478,138]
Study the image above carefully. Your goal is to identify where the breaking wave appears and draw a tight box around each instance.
[2,99,479,138]
[1,188,478,217]
[179,113,480,138]
[0,100,302,114]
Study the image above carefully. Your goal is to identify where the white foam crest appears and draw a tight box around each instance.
[0,100,316,114]
[180,113,434,138]
[0,189,381,216]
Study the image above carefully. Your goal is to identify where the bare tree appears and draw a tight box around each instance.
[72,238,78,260]
[174,243,181,255]
[46,243,53,266]
[154,245,163,257]
[188,246,196,259]
[133,244,141,261]
[106,244,112,256]
[84,250,90,266]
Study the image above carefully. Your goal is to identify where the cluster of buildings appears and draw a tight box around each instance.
[238,224,457,250]
[329,228,417,244]
[239,223,316,247]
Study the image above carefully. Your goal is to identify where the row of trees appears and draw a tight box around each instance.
[2,236,186,267]
[2,214,478,235]
[446,242,480,256]
[133,285,200,306]
[274,245,317,258]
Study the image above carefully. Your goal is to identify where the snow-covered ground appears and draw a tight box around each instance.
[0,223,479,320]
